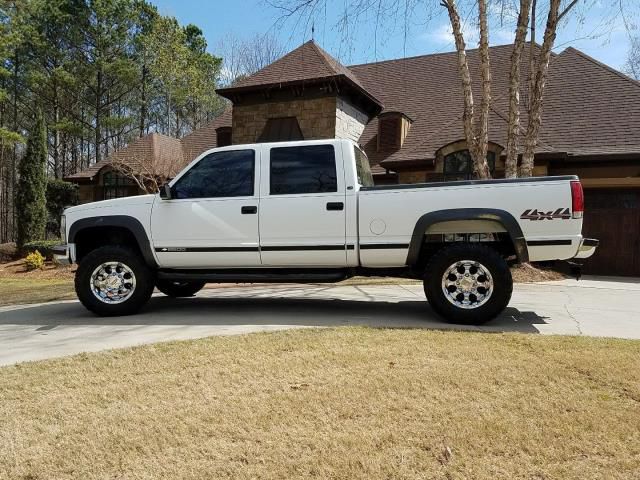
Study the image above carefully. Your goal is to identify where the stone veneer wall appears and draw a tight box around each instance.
[335,97,368,142]
[231,97,337,144]
[231,95,370,145]
[398,171,427,184]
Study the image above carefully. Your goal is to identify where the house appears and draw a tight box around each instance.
[66,40,640,276]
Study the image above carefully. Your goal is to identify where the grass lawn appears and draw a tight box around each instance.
[0,278,75,307]
[1,328,638,479]
[0,260,76,307]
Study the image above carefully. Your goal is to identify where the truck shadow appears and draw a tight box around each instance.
[0,294,549,334]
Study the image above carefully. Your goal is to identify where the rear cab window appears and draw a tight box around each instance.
[269,144,337,195]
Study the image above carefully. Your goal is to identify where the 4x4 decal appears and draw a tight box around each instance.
[520,208,571,221]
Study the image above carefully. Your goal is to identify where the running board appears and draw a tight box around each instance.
[157,268,351,284]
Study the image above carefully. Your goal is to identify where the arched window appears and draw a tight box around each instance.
[443,150,496,181]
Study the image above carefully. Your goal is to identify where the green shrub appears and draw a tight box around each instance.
[21,239,60,260]
[46,179,78,237]
[17,111,48,248]
[24,250,45,271]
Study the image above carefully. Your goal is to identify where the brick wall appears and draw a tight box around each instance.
[232,97,337,144]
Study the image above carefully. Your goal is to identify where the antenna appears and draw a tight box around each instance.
[311,22,315,41]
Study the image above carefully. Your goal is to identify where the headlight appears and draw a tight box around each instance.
[60,215,66,243]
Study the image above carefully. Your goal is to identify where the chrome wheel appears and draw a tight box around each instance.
[90,261,137,304]
[441,260,493,309]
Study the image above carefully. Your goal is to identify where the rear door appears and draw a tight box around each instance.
[258,142,348,266]
[150,148,260,268]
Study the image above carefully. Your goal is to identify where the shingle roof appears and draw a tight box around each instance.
[216,40,382,111]
[350,43,536,168]
[181,107,232,160]
[537,47,640,158]
[350,43,640,169]
[66,108,232,181]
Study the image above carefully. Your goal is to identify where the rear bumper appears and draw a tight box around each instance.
[53,244,75,265]
[574,238,599,259]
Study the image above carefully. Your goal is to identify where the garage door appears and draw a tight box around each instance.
[581,189,640,277]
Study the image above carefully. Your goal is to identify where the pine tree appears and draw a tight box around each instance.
[17,110,47,247]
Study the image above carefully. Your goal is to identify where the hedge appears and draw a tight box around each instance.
[20,239,61,260]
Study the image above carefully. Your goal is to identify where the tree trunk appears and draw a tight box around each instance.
[475,0,491,179]
[140,64,147,138]
[528,0,537,100]
[520,0,560,177]
[53,94,60,178]
[441,0,481,173]
[11,54,19,242]
[504,0,532,178]
[95,68,103,163]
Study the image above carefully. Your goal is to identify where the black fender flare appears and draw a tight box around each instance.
[405,208,529,265]
[68,215,158,268]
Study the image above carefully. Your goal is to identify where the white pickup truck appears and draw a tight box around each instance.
[54,139,597,324]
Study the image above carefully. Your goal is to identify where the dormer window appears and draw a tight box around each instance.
[377,111,412,152]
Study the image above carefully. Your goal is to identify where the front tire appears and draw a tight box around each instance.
[423,244,513,325]
[156,280,206,297]
[75,246,155,316]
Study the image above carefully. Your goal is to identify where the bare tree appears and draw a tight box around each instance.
[441,0,490,178]
[268,0,600,179]
[217,32,287,86]
[519,0,579,177]
[109,152,185,194]
[504,0,532,178]
[625,36,640,80]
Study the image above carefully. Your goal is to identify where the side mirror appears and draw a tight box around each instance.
[159,183,172,200]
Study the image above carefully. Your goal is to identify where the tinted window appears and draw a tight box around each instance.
[173,150,254,199]
[270,145,337,195]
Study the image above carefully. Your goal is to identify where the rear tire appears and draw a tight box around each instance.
[423,243,512,325]
[75,246,155,317]
[156,280,206,297]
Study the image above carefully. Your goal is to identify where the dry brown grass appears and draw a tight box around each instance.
[1,328,639,479]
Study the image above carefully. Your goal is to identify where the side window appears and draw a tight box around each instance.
[173,150,255,199]
[354,146,374,187]
[270,145,337,195]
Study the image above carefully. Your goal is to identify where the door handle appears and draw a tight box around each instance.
[326,202,344,211]
[241,206,257,214]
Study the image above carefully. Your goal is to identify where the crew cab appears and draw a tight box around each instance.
[54,139,598,324]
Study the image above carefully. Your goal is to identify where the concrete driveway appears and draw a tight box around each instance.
[1,277,639,366]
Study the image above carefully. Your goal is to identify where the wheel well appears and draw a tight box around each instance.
[414,232,517,272]
[74,226,143,263]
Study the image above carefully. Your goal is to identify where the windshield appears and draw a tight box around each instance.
[354,146,374,187]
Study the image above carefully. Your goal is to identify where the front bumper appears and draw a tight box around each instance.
[53,244,75,265]
[574,238,599,259]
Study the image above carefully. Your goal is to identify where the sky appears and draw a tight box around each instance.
[150,0,637,72]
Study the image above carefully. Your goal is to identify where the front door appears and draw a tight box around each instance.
[258,142,348,266]
[150,148,260,268]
